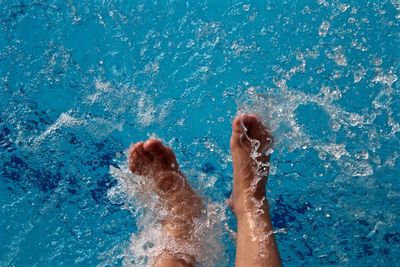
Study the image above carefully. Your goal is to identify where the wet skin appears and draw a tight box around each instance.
[128,114,281,267]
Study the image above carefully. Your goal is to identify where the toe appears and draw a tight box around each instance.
[232,114,258,132]
[143,139,177,169]
[232,115,243,134]
[231,114,273,152]
[132,141,145,151]
[163,147,178,169]
[245,116,273,151]
[230,114,258,150]
[230,116,244,149]
[135,142,153,163]
[241,114,260,134]
[128,141,153,175]
[129,150,142,174]
[143,139,164,156]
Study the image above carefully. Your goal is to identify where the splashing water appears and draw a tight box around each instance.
[108,164,229,267]
[1,0,399,266]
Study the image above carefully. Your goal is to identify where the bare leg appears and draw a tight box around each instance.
[229,114,282,267]
[128,139,202,267]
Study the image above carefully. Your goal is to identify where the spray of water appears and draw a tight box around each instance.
[108,161,230,266]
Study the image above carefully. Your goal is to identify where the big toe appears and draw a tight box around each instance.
[230,114,260,149]
[143,139,178,171]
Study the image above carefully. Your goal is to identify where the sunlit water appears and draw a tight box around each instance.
[1,0,399,266]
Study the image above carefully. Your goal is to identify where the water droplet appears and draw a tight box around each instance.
[331,46,348,66]
[318,21,330,37]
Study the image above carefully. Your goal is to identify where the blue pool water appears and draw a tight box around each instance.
[1,0,399,266]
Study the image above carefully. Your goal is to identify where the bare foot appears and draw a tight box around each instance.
[229,114,273,217]
[229,114,281,267]
[128,139,202,239]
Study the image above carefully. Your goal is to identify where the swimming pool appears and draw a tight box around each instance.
[1,0,399,266]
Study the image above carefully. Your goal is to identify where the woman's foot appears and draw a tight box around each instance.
[128,139,202,239]
[229,114,273,216]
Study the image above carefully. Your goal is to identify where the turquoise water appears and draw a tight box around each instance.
[1,0,399,266]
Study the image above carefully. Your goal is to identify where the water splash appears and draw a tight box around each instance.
[108,163,230,266]
[1,1,399,266]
